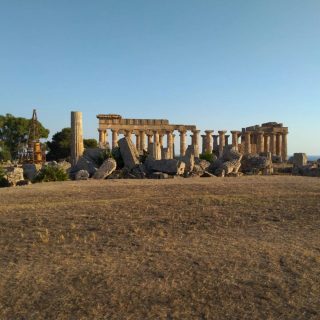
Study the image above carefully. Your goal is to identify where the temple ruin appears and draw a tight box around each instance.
[96,115,288,161]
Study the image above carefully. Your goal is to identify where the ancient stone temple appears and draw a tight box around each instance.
[96,114,199,160]
[96,114,289,162]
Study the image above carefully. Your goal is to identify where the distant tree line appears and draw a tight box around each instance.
[0,114,97,162]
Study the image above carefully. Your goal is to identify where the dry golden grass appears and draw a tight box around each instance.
[0,176,319,320]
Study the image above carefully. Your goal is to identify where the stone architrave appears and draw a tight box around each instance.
[71,111,84,166]
[118,137,140,170]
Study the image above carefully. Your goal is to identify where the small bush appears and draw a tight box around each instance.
[0,167,9,187]
[33,165,68,183]
[200,152,217,163]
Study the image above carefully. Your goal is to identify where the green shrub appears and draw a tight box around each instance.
[33,165,68,183]
[200,152,217,163]
[0,167,9,187]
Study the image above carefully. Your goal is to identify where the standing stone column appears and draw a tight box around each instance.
[276,133,282,157]
[139,130,146,151]
[205,130,213,153]
[270,133,276,155]
[218,130,227,157]
[98,129,106,148]
[213,135,219,152]
[231,131,240,150]
[71,111,84,166]
[111,129,119,149]
[135,132,141,152]
[201,135,206,154]
[147,133,153,154]
[125,130,132,140]
[172,133,176,158]
[159,133,164,147]
[225,134,230,147]
[282,132,288,161]
[264,134,270,153]
[244,131,251,155]
[192,130,200,158]
[179,130,187,156]
[166,131,174,159]
[257,131,265,154]
[153,131,161,160]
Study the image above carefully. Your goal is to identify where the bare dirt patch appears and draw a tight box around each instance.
[0,176,319,319]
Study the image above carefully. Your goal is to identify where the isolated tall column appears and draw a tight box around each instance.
[71,111,84,166]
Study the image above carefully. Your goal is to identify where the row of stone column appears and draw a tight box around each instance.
[243,131,288,160]
[98,129,201,160]
[201,130,288,160]
[99,128,288,161]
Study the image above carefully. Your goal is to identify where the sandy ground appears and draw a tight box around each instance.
[0,176,319,319]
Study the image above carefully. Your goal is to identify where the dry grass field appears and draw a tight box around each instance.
[0,176,319,320]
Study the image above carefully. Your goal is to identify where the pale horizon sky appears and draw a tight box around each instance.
[0,0,319,154]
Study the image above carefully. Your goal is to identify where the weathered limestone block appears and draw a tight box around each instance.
[145,157,185,175]
[71,156,98,177]
[181,145,196,172]
[195,159,211,171]
[207,159,223,174]
[5,167,24,186]
[223,147,243,162]
[222,159,242,174]
[92,158,117,179]
[130,164,147,179]
[83,148,107,164]
[75,170,89,180]
[118,137,140,170]
[293,153,308,167]
[23,163,42,181]
[241,154,272,173]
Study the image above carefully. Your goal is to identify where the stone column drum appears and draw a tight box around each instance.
[167,131,174,159]
[270,133,276,155]
[153,131,161,160]
[192,130,200,158]
[205,130,213,153]
[276,133,282,158]
[218,130,227,157]
[244,131,251,155]
[71,111,84,166]
[257,131,265,154]
[282,132,288,161]
[139,130,146,151]
[230,131,240,150]
[112,129,119,149]
[180,130,187,156]
[264,134,270,153]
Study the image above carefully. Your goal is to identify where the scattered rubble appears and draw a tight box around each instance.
[75,170,90,180]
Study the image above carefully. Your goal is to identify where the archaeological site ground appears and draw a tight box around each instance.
[0,176,319,319]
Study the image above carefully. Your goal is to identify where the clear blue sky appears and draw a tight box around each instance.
[0,0,319,154]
